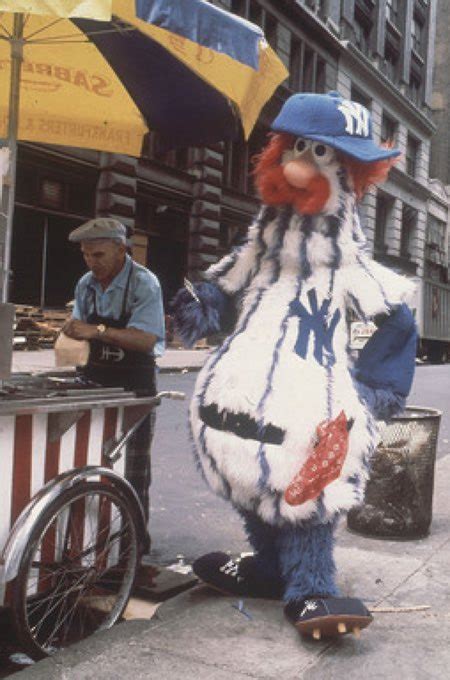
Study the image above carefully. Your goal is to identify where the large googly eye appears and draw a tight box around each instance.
[293,138,310,156]
[311,142,335,164]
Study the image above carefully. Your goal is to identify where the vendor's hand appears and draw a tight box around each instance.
[62,319,97,341]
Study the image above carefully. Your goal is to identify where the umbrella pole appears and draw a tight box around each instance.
[0,13,24,303]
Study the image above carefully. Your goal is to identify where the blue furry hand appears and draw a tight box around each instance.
[171,281,230,348]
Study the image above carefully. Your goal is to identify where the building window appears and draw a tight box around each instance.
[384,44,399,83]
[374,192,392,254]
[315,58,326,93]
[301,48,326,93]
[286,37,327,93]
[289,38,303,91]
[143,132,191,171]
[412,14,424,55]
[275,22,291,74]
[386,0,399,27]
[381,113,398,144]
[427,216,446,253]
[231,0,246,15]
[223,136,248,193]
[354,1,373,57]
[15,163,38,205]
[400,204,417,259]
[409,72,422,106]
[264,12,277,50]
[425,215,447,275]
[249,0,263,27]
[303,47,315,91]
[406,134,420,177]
[67,178,96,216]
[354,16,371,56]
[351,85,371,110]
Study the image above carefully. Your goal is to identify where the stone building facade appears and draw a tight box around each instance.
[11,0,449,359]
[430,0,450,185]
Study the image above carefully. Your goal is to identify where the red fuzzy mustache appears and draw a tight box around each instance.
[256,164,331,215]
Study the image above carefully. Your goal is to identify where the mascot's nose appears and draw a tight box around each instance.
[283,155,319,189]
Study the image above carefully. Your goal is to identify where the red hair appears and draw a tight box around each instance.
[253,133,399,206]
[337,142,399,199]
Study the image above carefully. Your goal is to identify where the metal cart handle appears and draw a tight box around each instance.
[103,390,185,464]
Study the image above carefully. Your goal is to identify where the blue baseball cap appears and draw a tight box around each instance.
[271,91,400,163]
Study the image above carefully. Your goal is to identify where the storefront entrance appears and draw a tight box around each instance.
[10,207,84,308]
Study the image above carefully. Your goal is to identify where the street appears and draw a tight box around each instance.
[149,370,248,567]
[149,363,450,567]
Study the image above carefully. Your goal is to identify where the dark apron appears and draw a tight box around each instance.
[80,264,156,395]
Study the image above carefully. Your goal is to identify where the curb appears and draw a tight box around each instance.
[157,365,203,374]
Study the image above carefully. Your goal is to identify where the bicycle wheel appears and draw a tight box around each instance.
[11,481,139,660]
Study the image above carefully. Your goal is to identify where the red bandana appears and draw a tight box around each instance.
[285,410,350,505]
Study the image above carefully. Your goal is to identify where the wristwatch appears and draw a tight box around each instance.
[96,323,107,336]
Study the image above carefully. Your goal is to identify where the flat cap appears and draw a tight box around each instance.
[68,218,127,243]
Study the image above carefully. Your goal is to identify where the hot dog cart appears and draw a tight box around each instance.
[0,368,182,660]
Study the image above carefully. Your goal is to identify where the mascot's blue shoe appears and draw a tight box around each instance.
[284,596,373,639]
[193,551,283,599]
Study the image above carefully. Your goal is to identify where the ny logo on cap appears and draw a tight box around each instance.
[337,101,370,137]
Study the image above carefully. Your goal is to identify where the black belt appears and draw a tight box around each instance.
[199,403,285,445]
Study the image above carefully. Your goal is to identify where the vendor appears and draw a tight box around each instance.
[63,217,165,551]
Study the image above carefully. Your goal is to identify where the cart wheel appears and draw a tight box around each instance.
[11,481,139,660]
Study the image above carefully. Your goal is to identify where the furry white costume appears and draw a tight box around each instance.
[173,92,417,638]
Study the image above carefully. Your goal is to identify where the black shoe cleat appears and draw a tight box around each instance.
[284,596,373,639]
[193,551,283,599]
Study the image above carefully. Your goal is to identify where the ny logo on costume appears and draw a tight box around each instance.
[337,100,370,137]
[290,288,341,366]
[100,346,125,362]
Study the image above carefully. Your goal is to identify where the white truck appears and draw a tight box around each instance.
[416,278,450,363]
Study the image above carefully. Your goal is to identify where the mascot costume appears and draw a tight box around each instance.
[173,92,417,640]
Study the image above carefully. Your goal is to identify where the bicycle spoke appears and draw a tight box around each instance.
[31,571,86,640]
[44,578,88,648]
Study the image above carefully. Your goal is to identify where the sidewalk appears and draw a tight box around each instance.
[11,347,211,375]
[16,453,450,678]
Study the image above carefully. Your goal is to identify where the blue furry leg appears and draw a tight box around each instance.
[239,510,282,584]
[239,512,338,602]
[275,519,339,602]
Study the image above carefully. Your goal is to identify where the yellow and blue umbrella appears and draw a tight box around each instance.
[0,0,288,299]
[0,0,287,153]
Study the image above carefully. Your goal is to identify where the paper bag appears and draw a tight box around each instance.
[54,332,89,367]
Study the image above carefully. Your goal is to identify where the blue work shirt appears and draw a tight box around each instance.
[72,254,165,357]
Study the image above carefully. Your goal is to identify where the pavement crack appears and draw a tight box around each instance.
[138,643,272,678]
[374,534,450,607]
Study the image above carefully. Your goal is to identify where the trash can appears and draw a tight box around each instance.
[347,406,442,540]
